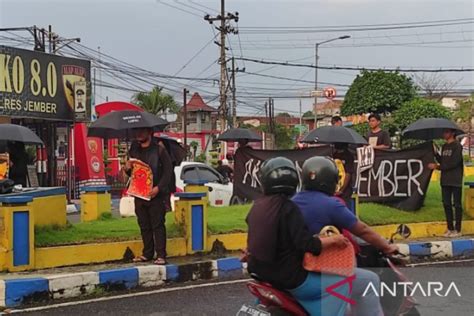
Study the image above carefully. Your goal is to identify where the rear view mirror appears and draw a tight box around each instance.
[396,224,411,239]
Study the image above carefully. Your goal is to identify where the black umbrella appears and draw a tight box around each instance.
[217,128,262,142]
[87,110,168,139]
[0,124,43,145]
[402,118,464,140]
[301,126,368,145]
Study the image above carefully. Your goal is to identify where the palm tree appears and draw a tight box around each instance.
[132,86,179,115]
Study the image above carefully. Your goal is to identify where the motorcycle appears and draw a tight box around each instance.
[237,224,420,316]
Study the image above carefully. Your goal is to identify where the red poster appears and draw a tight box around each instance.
[127,159,153,201]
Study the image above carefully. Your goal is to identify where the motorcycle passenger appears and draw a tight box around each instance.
[246,157,351,316]
[292,156,399,316]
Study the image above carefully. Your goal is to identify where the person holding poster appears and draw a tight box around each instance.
[366,113,391,149]
[124,128,173,265]
[428,129,464,237]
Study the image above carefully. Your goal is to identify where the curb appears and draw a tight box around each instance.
[0,257,246,308]
[2,239,474,308]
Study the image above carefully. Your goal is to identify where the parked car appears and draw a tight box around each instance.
[173,162,233,207]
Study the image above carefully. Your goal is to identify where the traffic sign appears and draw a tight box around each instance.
[323,87,337,99]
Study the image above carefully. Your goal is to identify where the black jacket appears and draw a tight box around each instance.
[246,195,322,290]
[436,141,464,187]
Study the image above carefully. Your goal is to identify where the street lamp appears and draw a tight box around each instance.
[314,35,351,127]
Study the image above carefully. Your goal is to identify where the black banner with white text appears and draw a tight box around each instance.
[356,142,434,211]
[233,142,434,211]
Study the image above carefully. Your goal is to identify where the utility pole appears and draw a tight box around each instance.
[229,56,245,128]
[314,43,319,128]
[183,88,189,156]
[299,99,303,136]
[231,57,236,128]
[204,0,239,133]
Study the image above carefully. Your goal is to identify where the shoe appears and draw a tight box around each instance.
[443,230,455,238]
[451,231,462,238]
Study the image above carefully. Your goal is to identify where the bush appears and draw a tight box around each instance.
[393,98,452,131]
[195,153,207,163]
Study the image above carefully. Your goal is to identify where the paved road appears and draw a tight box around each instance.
[12,261,474,316]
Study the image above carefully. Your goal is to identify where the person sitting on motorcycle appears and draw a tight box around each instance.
[246,157,352,316]
[292,156,399,316]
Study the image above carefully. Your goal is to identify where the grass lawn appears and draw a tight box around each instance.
[36,176,474,247]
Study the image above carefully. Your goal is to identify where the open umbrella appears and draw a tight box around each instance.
[0,124,43,145]
[402,118,464,140]
[301,126,368,145]
[217,128,262,142]
[87,110,168,139]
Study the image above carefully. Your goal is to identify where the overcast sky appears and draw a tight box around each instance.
[1,0,473,116]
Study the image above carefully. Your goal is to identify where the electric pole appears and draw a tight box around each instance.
[183,88,189,156]
[229,56,245,128]
[204,0,239,133]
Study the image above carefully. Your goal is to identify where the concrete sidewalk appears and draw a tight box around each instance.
[1,236,474,309]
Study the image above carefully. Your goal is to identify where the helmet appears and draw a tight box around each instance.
[258,157,299,196]
[301,156,339,195]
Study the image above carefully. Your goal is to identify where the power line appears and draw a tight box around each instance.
[232,29,474,43]
[235,39,473,50]
[239,18,474,34]
[235,57,474,72]
[161,33,218,87]
[156,0,203,18]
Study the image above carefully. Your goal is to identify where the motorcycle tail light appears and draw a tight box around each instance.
[256,288,283,306]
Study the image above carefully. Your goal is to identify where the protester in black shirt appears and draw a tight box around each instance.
[8,142,28,187]
[428,129,464,237]
[124,128,173,265]
[216,160,233,180]
[367,113,391,149]
[246,157,350,316]
[333,143,354,205]
[331,115,343,126]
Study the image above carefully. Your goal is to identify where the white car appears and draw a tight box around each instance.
[173,162,234,207]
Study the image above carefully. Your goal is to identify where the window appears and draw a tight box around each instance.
[197,167,220,183]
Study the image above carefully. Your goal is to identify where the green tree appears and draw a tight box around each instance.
[276,112,292,118]
[393,98,451,131]
[393,98,451,148]
[132,86,179,115]
[453,94,473,132]
[259,124,298,149]
[341,70,417,116]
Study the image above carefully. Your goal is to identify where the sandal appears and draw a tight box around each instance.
[133,255,151,263]
[154,258,167,265]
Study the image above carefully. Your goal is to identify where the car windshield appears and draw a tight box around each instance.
[182,165,221,183]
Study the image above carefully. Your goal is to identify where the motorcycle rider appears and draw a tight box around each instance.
[292,156,399,316]
[246,157,351,316]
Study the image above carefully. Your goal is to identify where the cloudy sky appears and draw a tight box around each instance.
[1,0,473,116]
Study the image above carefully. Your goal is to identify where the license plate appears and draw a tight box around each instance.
[236,304,271,316]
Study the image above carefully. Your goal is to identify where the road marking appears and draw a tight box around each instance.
[408,258,474,267]
[5,279,251,314]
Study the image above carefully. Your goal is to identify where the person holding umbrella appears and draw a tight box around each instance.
[428,129,464,237]
[403,118,465,238]
[124,127,173,265]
